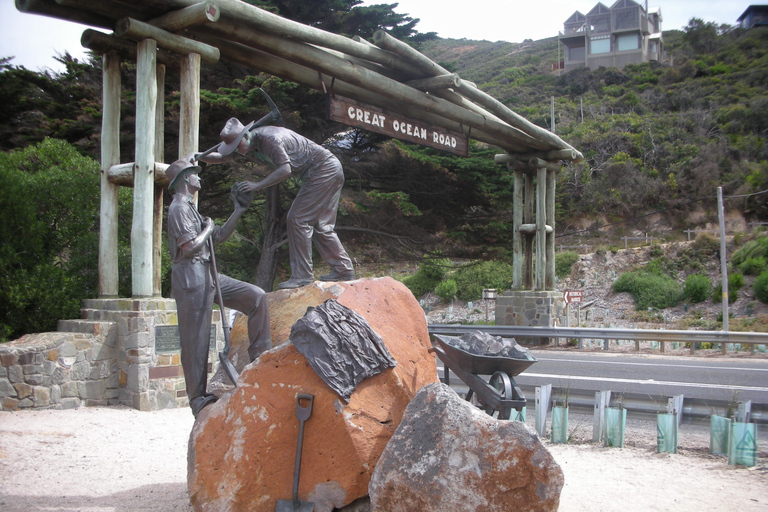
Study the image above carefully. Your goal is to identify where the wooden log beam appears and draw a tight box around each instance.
[496,149,583,163]
[197,34,528,153]
[162,0,427,77]
[519,224,553,235]
[55,0,145,22]
[495,154,563,171]
[373,30,449,77]
[148,1,220,32]
[107,162,170,186]
[370,30,510,130]
[406,74,460,91]
[81,29,180,72]
[456,80,579,153]
[16,0,112,29]
[373,30,577,154]
[116,17,220,65]
[195,25,547,151]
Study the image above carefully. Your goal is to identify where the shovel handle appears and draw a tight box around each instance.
[292,393,313,503]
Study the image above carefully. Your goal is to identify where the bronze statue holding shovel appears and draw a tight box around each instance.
[165,158,271,417]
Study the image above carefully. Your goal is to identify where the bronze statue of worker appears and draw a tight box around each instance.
[198,114,355,290]
[166,158,271,417]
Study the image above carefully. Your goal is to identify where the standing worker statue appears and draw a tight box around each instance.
[197,104,355,290]
[166,158,271,417]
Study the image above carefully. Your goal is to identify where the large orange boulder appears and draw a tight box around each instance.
[188,277,438,512]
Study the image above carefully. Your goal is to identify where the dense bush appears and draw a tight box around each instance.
[612,271,681,310]
[682,273,711,303]
[451,260,514,301]
[731,236,768,270]
[555,251,580,279]
[0,139,105,341]
[402,256,451,298]
[435,279,458,302]
[754,271,768,303]
[713,272,745,303]
[739,256,768,275]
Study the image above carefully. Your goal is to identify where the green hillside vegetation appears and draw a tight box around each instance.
[1,3,768,338]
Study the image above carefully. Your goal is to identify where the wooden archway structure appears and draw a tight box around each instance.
[17,0,583,298]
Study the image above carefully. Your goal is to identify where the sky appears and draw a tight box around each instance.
[0,1,751,74]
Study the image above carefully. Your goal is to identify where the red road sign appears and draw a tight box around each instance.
[563,290,583,303]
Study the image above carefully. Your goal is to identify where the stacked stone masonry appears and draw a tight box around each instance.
[0,298,221,412]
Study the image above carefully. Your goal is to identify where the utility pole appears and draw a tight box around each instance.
[718,187,729,335]
[551,96,555,134]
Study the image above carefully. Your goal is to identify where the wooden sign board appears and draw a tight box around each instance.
[563,290,583,304]
[327,94,469,156]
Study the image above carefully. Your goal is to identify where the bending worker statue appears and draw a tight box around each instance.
[165,158,271,417]
[197,112,355,290]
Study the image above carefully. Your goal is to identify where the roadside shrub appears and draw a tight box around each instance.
[754,271,768,303]
[452,260,514,301]
[612,271,681,310]
[0,139,104,341]
[731,235,768,268]
[712,273,745,303]
[555,251,579,278]
[738,256,767,275]
[682,273,711,303]
[692,232,720,255]
[402,256,452,298]
[435,279,458,302]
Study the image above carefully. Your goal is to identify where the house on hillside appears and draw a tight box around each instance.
[558,0,663,73]
[737,5,768,29]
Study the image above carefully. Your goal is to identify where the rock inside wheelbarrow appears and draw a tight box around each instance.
[453,330,532,359]
[369,382,564,512]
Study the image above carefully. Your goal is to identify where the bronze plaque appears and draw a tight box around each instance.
[327,95,469,156]
[155,324,216,353]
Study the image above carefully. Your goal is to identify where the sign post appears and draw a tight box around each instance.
[563,290,583,345]
[327,94,469,156]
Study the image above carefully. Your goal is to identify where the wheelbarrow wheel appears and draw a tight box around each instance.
[487,371,513,419]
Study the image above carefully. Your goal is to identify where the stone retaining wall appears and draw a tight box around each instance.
[0,330,118,411]
[0,298,222,412]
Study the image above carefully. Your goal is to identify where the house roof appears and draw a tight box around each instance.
[738,5,768,22]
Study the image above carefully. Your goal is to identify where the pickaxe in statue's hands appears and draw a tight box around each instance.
[192,88,283,162]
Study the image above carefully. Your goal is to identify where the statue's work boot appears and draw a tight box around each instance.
[277,277,314,289]
[319,269,355,282]
[191,394,218,417]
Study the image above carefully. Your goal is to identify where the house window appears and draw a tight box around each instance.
[568,46,586,61]
[590,36,610,54]
[650,41,658,53]
[617,34,639,51]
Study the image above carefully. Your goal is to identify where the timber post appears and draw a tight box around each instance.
[98,50,121,298]
[131,38,158,298]
[153,63,166,297]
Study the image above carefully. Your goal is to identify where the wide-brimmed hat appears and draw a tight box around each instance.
[218,117,255,156]
[166,159,200,192]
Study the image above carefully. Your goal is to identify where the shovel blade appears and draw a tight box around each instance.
[218,352,239,386]
[275,499,314,512]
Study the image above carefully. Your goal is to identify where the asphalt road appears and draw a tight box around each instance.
[514,351,768,404]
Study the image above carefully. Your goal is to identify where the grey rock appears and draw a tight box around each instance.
[369,382,563,512]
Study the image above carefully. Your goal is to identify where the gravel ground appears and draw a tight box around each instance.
[0,404,766,512]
